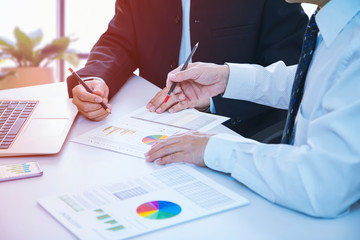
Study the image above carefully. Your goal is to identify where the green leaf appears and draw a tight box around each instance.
[1,27,77,67]
[62,52,80,67]
[0,37,15,48]
[28,29,43,48]
[35,37,71,66]
[14,27,34,65]
[0,44,22,66]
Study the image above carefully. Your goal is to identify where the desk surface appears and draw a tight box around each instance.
[0,76,359,240]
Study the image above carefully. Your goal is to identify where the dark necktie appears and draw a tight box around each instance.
[281,13,319,144]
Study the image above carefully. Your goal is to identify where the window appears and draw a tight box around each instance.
[64,0,115,80]
[65,0,115,54]
[0,0,114,82]
[0,1,58,77]
[1,1,317,83]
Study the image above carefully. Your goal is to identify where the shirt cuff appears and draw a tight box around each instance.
[82,76,105,82]
[204,133,252,173]
[203,133,277,202]
[223,63,256,101]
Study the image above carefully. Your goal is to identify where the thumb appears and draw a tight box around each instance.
[92,82,107,98]
[166,68,198,88]
[166,73,178,89]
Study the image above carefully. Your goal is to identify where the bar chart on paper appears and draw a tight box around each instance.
[38,165,249,240]
[102,126,136,136]
[71,117,186,158]
[71,106,228,158]
[94,209,125,232]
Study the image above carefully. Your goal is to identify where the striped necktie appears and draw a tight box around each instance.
[281,13,319,144]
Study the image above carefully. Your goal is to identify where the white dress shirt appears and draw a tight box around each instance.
[204,0,360,218]
[179,0,191,65]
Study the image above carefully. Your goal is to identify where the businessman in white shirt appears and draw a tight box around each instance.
[145,0,360,218]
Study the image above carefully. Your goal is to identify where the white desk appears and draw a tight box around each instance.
[1,76,359,240]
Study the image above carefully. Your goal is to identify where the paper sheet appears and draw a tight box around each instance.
[131,107,229,131]
[38,164,249,240]
[71,107,228,158]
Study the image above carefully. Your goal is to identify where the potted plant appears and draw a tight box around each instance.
[0,27,79,89]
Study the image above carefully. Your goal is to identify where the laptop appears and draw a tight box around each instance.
[0,98,78,157]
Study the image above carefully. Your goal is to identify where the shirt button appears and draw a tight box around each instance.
[175,16,181,24]
[230,118,237,126]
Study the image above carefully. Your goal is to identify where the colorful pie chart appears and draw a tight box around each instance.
[142,135,168,145]
[136,201,182,220]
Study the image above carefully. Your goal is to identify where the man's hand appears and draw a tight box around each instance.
[166,62,230,106]
[146,87,210,114]
[72,79,112,121]
[144,131,214,166]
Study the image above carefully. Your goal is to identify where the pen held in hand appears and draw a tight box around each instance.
[69,68,111,114]
[164,42,199,103]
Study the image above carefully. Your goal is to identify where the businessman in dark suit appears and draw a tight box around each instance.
[68,0,308,142]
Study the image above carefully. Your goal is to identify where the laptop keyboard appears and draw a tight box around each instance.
[0,100,38,149]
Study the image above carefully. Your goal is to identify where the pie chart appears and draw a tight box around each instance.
[142,135,168,145]
[136,201,182,220]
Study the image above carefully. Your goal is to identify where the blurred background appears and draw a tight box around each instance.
[0,0,317,83]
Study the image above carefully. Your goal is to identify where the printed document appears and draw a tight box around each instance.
[71,107,228,158]
[38,164,249,240]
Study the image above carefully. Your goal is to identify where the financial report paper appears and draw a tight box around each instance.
[71,107,228,158]
[38,164,249,240]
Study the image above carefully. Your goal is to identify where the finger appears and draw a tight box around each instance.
[168,101,190,113]
[145,137,182,161]
[93,104,112,121]
[166,66,200,88]
[150,136,182,153]
[92,83,106,97]
[146,88,168,112]
[77,103,110,121]
[92,112,110,121]
[87,109,109,121]
[86,79,109,97]
[172,86,183,94]
[168,65,184,75]
[73,85,103,103]
[155,92,184,113]
[157,152,185,165]
[145,142,182,163]
[165,66,183,89]
[72,95,103,112]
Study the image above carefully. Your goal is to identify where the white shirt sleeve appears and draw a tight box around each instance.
[82,77,105,82]
[203,59,360,218]
[223,61,297,110]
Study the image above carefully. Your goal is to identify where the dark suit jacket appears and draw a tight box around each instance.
[67,0,308,141]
